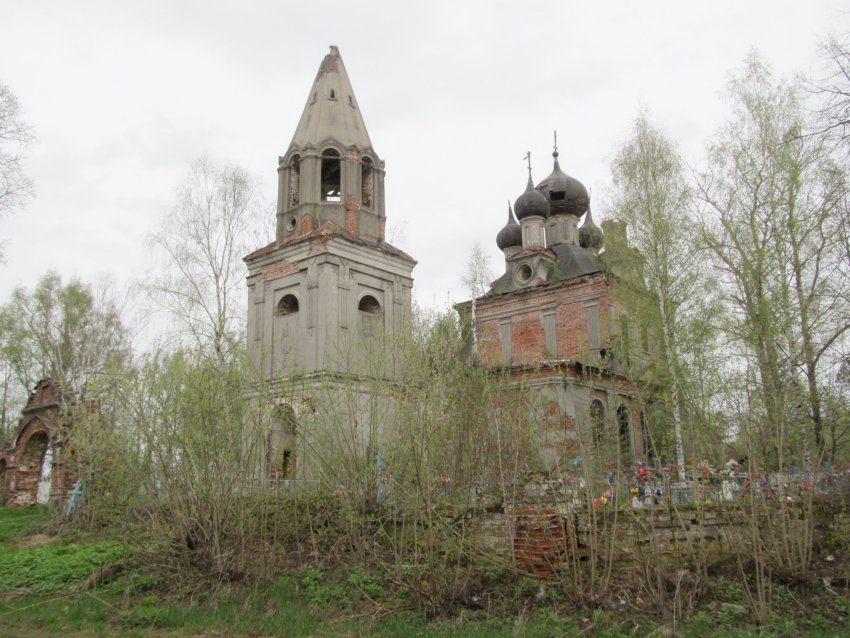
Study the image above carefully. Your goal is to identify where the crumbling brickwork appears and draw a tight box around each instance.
[1,379,79,507]
[475,275,614,366]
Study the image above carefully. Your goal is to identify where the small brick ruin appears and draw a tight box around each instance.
[1,379,79,507]
[474,479,849,577]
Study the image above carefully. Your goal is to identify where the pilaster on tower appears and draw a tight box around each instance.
[276,45,386,243]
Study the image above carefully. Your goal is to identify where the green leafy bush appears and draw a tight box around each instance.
[301,567,344,605]
[347,567,384,599]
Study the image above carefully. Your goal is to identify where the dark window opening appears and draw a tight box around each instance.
[361,157,374,208]
[358,295,381,314]
[550,191,566,201]
[617,405,631,460]
[321,149,341,202]
[590,399,605,447]
[348,95,354,106]
[329,89,336,99]
[277,294,299,315]
[281,449,293,476]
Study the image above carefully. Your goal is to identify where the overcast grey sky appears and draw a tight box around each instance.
[1,1,846,335]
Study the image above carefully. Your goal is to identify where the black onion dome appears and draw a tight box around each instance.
[496,202,522,250]
[579,204,604,250]
[536,152,589,217]
[514,173,550,220]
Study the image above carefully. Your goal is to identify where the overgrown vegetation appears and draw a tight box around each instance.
[1,505,849,637]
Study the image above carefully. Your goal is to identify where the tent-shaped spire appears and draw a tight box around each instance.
[289,45,374,152]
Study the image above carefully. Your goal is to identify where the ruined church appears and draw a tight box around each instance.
[247,45,647,481]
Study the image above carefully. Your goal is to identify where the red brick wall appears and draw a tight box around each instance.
[1,380,80,508]
[261,259,299,283]
[511,310,545,364]
[301,214,314,234]
[511,505,567,576]
[27,380,62,409]
[345,196,359,235]
[476,274,613,367]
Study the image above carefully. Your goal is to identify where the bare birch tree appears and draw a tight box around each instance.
[810,34,850,149]
[144,156,267,363]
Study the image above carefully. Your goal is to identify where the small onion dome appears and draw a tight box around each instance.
[514,173,550,220]
[536,151,589,217]
[496,202,522,250]
[579,205,604,250]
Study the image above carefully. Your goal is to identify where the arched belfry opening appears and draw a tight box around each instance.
[288,154,301,208]
[321,149,341,202]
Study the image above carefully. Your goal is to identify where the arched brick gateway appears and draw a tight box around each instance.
[1,379,78,507]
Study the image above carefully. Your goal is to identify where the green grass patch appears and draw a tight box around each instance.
[0,506,51,543]
[0,540,126,593]
[0,581,848,638]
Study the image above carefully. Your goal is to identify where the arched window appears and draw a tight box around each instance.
[617,405,631,460]
[361,157,374,208]
[288,155,301,208]
[277,294,299,316]
[590,399,605,447]
[358,295,382,339]
[358,295,381,314]
[321,149,341,202]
